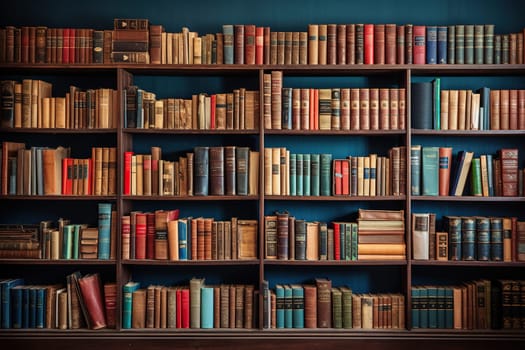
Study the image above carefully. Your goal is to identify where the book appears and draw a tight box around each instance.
[77,273,106,329]
[422,147,439,196]
[450,151,474,196]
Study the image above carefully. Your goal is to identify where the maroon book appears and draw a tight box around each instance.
[78,273,107,329]
[374,24,385,64]
[234,25,244,64]
[135,212,147,259]
[103,283,117,328]
[146,212,156,259]
[413,25,426,64]
[244,24,256,64]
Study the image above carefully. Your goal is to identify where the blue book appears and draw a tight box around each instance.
[303,154,311,196]
[445,288,454,328]
[62,224,74,259]
[36,287,45,328]
[461,217,476,260]
[22,286,30,328]
[437,26,448,63]
[29,287,37,328]
[426,26,437,64]
[437,287,446,329]
[200,287,214,329]
[476,217,490,261]
[283,285,293,328]
[320,154,332,196]
[291,284,304,328]
[310,154,320,196]
[98,203,112,259]
[275,284,285,328]
[422,146,439,196]
[411,287,420,328]
[178,218,189,260]
[411,145,421,195]
[36,147,44,195]
[122,281,140,329]
[296,154,303,196]
[194,146,210,196]
[8,157,16,195]
[222,25,234,64]
[1,278,24,328]
[289,153,297,196]
[490,218,503,261]
[10,286,24,328]
[419,287,428,328]
[282,88,292,129]
[427,287,437,328]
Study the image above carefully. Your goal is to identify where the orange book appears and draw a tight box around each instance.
[438,147,453,196]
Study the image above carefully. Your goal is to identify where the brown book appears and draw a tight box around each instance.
[500,89,510,130]
[271,71,282,130]
[519,90,525,129]
[379,88,390,130]
[244,285,254,328]
[237,219,257,259]
[299,31,308,65]
[154,285,162,328]
[389,88,399,130]
[350,88,360,130]
[57,288,68,329]
[396,25,405,64]
[359,88,370,130]
[284,31,292,65]
[336,24,346,64]
[42,146,69,195]
[327,24,337,65]
[315,278,332,328]
[229,284,236,328]
[304,284,317,328]
[220,284,229,328]
[318,24,327,65]
[244,24,256,65]
[457,90,467,130]
[235,285,244,328]
[374,24,385,64]
[308,24,319,64]
[340,88,350,130]
[369,88,379,130]
[500,148,519,196]
[78,273,107,329]
[346,24,356,64]
[509,89,519,130]
[358,209,405,221]
[103,283,117,328]
[132,289,146,328]
[277,31,285,65]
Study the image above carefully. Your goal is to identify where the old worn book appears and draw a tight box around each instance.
[132,288,146,328]
[77,273,106,329]
[315,278,332,328]
[237,219,257,259]
[412,213,430,260]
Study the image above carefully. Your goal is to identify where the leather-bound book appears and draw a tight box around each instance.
[350,88,360,130]
[78,273,107,329]
[194,146,209,196]
[244,24,256,64]
[413,25,426,64]
[499,148,518,196]
[346,24,356,64]
[396,25,405,64]
[337,24,346,64]
[315,278,332,328]
[103,283,117,328]
[327,24,337,65]
[384,24,396,64]
[355,24,364,64]
[374,24,385,64]
[234,25,244,64]
[364,24,374,64]
[308,24,318,64]
[303,284,317,328]
[369,88,379,130]
[359,88,370,130]
[236,146,249,195]
[209,146,224,196]
[276,211,289,260]
[132,289,146,328]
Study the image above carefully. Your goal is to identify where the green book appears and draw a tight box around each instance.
[289,153,297,196]
[432,78,440,130]
[296,154,303,196]
[422,146,439,196]
[303,154,311,196]
[445,287,454,328]
[275,284,285,328]
[320,153,332,196]
[72,224,81,260]
[291,284,304,328]
[419,287,429,328]
[470,157,482,196]
[473,24,484,64]
[331,287,342,328]
[62,224,74,259]
[284,285,293,328]
[340,286,353,329]
[310,153,320,196]
[411,145,422,195]
[464,25,474,64]
[455,25,465,64]
[351,223,358,261]
[344,223,352,261]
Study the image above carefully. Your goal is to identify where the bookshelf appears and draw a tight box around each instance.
[1,0,525,349]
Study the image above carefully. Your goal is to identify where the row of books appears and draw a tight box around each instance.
[411,214,525,262]
[264,146,406,197]
[0,273,115,330]
[262,279,404,329]
[3,22,524,66]
[411,147,521,197]
[121,211,258,261]
[122,278,256,329]
[264,209,406,261]
[265,72,406,130]
[0,80,118,129]
[123,146,259,197]
[412,80,525,131]
[1,142,117,196]
[123,85,259,130]
[412,280,525,330]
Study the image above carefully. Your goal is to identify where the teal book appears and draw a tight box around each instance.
[194,146,210,196]
[303,154,311,196]
[461,217,476,260]
[490,217,503,261]
[320,153,332,196]
[284,285,293,328]
[470,158,482,196]
[411,287,420,328]
[426,26,437,64]
[289,153,297,196]
[455,25,465,64]
[351,223,358,261]
[98,203,112,259]
[422,147,439,196]
[419,287,428,328]
[445,287,454,328]
[411,145,421,195]
[427,286,438,328]
[291,284,304,328]
[200,287,214,329]
[310,154,320,196]
[296,154,303,196]
[122,281,140,329]
[62,224,74,259]
[222,25,234,64]
[36,287,45,329]
[447,25,455,64]
[432,78,440,129]
[11,286,23,328]
[72,224,81,260]
[275,284,285,328]
[2,278,24,328]
[436,287,446,329]
[136,89,144,128]
[178,218,189,260]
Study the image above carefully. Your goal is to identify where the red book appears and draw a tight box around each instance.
[62,28,70,63]
[124,151,133,195]
[413,25,426,64]
[21,27,30,63]
[103,283,117,328]
[500,148,519,196]
[181,288,190,328]
[146,212,155,259]
[244,24,256,64]
[309,88,316,130]
[364,24,374,64]
[396,25,405,64]
[313,89,319,130]
[263,27,271,64]
[256,26,264,64]
[135,213,147,259]
[342,159,349,195]
[78,273,107,329]
[333,223,341,260]
[210,94,216,129]
[334,160,342,195]
[61,158,69,195]
[176,289,182,328]
[439,147,453,196]
[69,28,76,63]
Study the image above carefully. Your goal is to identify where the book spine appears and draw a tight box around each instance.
[97,203,112,259]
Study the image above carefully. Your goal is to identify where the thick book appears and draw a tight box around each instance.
[439,147,453,196]
[412,213,430,260]
[411,82,433,129]
[97,203,112,259]
[315,278,332,328]
[194,146,209,196]
[78,273,106,329]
